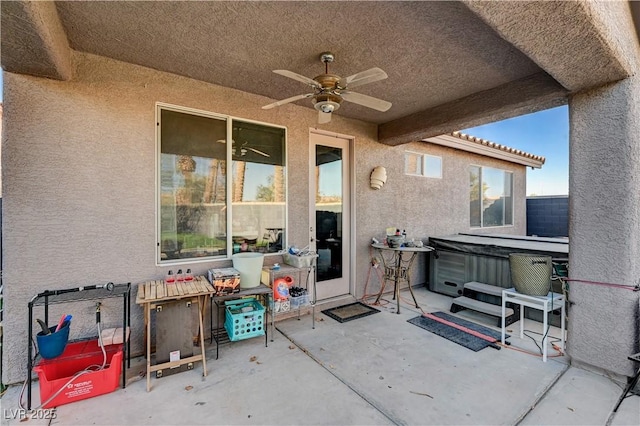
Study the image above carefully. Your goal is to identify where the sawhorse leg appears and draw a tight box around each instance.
[145,302,151,392]
[197,295,208,377]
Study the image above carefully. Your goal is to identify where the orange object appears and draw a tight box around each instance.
[422,313,497,343]
[273,276,294,300]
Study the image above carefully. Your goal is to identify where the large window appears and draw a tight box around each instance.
[469,166,513,228]
[158,105,286,263]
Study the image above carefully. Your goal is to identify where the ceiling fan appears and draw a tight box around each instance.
[262,52,392,124]
[216,139,270,157]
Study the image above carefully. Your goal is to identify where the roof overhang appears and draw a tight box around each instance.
[424,134,545,169]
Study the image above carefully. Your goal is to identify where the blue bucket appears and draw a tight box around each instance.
[37,324,70,359]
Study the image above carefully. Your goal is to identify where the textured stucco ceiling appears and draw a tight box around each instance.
[2,1,638,144]
[53,0,541,124]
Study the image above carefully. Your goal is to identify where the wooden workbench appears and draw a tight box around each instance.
[136,276,215,391]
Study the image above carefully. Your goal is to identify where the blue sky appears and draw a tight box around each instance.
[462,105,569,196]
[0,72,567,195]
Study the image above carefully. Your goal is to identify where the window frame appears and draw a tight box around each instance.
[155,102,288,266]
[469,164,514,229]
[404,150,442,179]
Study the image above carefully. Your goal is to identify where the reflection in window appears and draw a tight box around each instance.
[469,166,513,228]
[469,166,482,227]
[405,152,423,175]
[316,145,343,281]
[404,151,442,178]
[424,155,442,178]
[158,106,286,263]
[232,121,286,254]
[159,109,227,261]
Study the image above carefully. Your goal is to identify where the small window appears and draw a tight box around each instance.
[404,151,442,178]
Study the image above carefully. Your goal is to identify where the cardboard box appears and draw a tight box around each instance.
[207,267,241,295]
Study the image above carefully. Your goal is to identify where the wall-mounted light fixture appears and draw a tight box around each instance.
[370,166,387,190]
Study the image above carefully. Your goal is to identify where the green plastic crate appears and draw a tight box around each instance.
[224,298,265,341]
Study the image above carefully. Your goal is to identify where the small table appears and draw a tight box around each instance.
[261,263,317,331]
[136,276,215,391]
[371,243,435,314]
[501,288,565,362]
[211,284,272,359]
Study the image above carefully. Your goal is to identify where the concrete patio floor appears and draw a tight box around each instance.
[2,287,638,425]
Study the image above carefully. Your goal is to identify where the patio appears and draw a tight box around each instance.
[2,287,637,425]
[1,1,640,396]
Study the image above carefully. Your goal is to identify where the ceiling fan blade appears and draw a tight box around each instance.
[317,110,332,124]
[248,147,270,157]
[273,70,321,88]
[343,67,388,89]
[341,91,392,112]
[262,93,314,110]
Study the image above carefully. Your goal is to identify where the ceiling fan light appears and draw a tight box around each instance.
[321,104,334,113]
[314,100,340,114]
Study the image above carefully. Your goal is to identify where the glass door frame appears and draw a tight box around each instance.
[308,128,356,299]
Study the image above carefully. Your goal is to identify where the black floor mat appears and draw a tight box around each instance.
[322,302,380,323]
[407,311,508,352]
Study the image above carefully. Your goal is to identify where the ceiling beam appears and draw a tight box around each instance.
[1,0,72,80]
[463,0,636,92]
[378,72,567,146]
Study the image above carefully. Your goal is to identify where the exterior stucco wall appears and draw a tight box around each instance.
[353,140,527,299]
[2,52,526,383]
[569,74,640,377]
[567,1,640,378]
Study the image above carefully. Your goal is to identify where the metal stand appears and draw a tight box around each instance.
[371,244,434,314]
[27,283,131,409]
[258,261,316,333]
[211,284,271,359]
[310,262,318,329]
[612,353,640,413]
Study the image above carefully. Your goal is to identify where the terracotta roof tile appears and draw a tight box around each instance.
[451,131,546,164]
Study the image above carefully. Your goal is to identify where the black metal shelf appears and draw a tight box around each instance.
[26,283,131,410]
[30,286,130,306]
[210,284,272,360]
[262,262,317,328]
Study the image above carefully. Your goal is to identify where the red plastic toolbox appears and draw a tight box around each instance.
[33,339,122,408]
